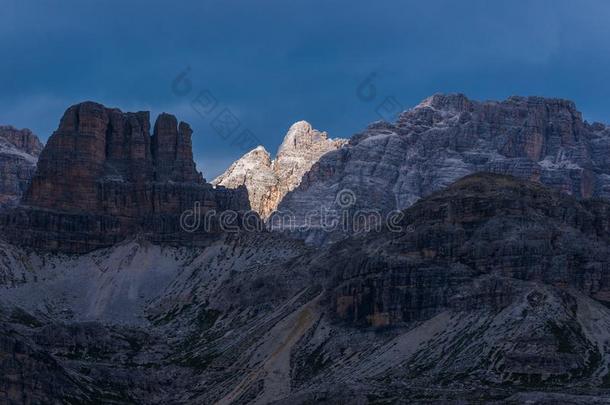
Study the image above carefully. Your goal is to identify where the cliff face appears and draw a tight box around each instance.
[0,125,43,155]
[297,174,610,399]
[213,121,346,218]
[277,94,610,244]
[213,146,279,218]
[323,173,610,327]
[24,102,205,214]
[2,175,610,403]
[0,126,43,207]
[1,102,249,253]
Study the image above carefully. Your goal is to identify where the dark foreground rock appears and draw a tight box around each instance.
[1,174,610,403]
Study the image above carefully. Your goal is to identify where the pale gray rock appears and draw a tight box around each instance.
[213,121,346,218]
[276,93,610,245]
[212,146,279,218]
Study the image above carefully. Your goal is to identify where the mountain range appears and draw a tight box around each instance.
[1,95,610,404]
[212,120,346,219]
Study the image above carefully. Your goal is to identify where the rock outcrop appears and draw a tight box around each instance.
[0,126,43,207]
[213,146,278,218]
[298,174,610,399]
[0,102,249,253]
[2,174,610,403]
[213,121,346,218]
[276,94,610,244]
[5,96,610,403]
[323,173,610,327]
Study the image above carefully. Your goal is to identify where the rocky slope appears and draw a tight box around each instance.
[213,121,346,218]
[0,102,249,253]
[276,94,610,245]
[2,174,610,403]
[0,125,43,207]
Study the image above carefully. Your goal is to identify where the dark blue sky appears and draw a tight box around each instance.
[2,0,610,178]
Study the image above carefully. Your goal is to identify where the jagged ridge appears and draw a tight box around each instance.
[2,174,610,402]
[277,93,610,245]
[213,120,346,218]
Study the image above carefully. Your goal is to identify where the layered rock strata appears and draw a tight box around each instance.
[2,175,610,402]
[276,94,610,244]
[0,102,249,253]
[322,173,610,327]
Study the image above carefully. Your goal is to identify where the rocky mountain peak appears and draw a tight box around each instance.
[414,92,472,112]
[213,121,347,218]
[277,120,345,163]
[0,101,248,253]
[411,93,581,120]
[214,146,272,178]
[277,120,328,155]
[247,145,272,161]
[24,102,203,212]
[0,125,43,156]
[287,119,313,133]
[0,126,43,207]
[277,93,610,245]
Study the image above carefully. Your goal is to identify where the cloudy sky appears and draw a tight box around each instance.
[2,0,610,178]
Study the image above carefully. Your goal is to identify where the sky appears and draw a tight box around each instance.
[2,0,610,178]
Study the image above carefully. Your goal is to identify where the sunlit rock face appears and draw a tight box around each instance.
[0,125,43,207]
[23,102,206,214]
[213,120,347,218]
[277,93,610,245]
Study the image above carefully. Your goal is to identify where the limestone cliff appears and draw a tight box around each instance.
[213,121,346,218]
[277,94,610,244]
